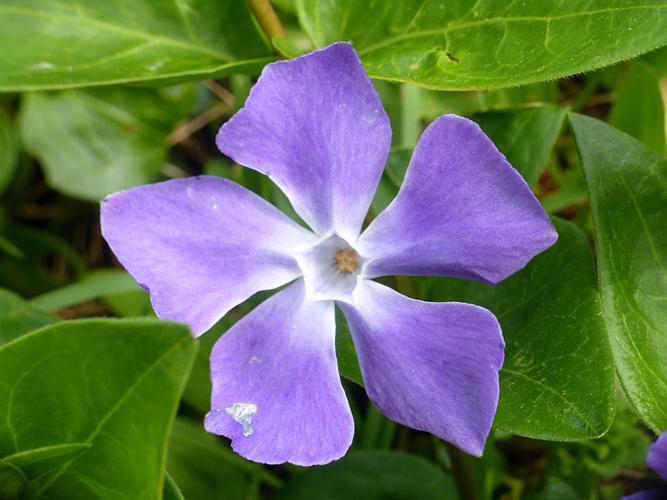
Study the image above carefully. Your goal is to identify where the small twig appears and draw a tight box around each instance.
[167,101,231,146]
[247,0,286,54]
[204,80,235,106]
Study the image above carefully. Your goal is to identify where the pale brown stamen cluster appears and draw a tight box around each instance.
[335,249,359,273]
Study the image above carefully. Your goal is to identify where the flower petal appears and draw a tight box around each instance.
[622,491,667,500]
[340,280,504,456]
[648,432,667,480]
[101,176,315,336]
[205,280,353,465]
[358,115,557,284]
[217,42,391,241]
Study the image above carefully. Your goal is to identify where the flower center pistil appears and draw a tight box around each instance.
[335,249,359,273]
[297,234,363,302]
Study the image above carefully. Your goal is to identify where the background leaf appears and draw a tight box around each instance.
[167,417,280,499]
[297,0,667,90]
[473,106,566,186]
[0,0,272,91]
[276,450,456,499]
[19,86,194,201]
[424,218,615,440]
[0,110,18,193]
[30,269,141,313]
[0,289,57,345]
[0,319,196,498]
[570,114,667,432]
[609,62,665,155]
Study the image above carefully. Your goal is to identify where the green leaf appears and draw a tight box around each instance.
[0,1,272,91]
[167,417,279,499]
[609,62,665,155]
[335,307,363,386]
[0,110,18,193]
[276,450,456,499]
[570,114,667,432]
[0,462,27,500]
[0,318,196,498]
[297,1,667,90]
[424,218,615,440]
[30,269,141,312]
[19,86,194,201]
[0,289,57,345]
[163,471,185,500]
[473,106,566,187]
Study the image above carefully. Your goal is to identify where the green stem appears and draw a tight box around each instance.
[247,0,285,52]
[446,443,480,500]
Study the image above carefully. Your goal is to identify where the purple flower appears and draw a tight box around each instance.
[624,433,667,499]
[101,43,556,466]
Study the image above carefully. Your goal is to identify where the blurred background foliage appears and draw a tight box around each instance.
[1,1,667,499]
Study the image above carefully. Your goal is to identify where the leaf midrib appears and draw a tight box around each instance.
[0,5,228,61]
[358,5,667,55]
[34,335,189,496]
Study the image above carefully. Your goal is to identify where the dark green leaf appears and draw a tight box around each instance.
[297,0,667,90]
[335,307,363,386]
[0,318,196,498]
[19,86,194,201]
[0,289,57,344]
[570,114,667,432]
[425,218,615,440]
[163,471,186,500]
[167,417,279,499]
[0,1,271,91]
[276,450,456,499]
[30,270,141,312]
[0,462,27,500]
[609,62,665,155]
[473,106,566,186]
[0,110,18,193]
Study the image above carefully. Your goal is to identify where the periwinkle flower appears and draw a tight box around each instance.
[624,432,667,499]
[101,43,556,465]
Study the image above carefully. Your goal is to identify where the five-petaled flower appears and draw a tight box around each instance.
[101,43,557,466]
[623,432,667,499]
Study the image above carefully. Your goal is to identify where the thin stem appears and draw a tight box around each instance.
[247,0,285,50]
[446,443,480,500]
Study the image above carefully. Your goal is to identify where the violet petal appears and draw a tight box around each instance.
[205,280,353,465]
[101,176,315,336]
[648,433,667,480]
[340,280,504,456]
[359,114,557,284]
[217,42,391,240]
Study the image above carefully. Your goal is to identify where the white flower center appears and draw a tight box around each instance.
[297,234,363,302]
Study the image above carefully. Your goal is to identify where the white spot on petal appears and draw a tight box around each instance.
[249,355,261,365]
[225,402,257,437]
[186,186,193,198]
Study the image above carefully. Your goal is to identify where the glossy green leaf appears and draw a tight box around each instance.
[30,270,140,312]
[473,106,566,186]
[0,319,196,498]
[570,114,667,432]
[0,1,271,91]
[609,62,665,155]
[277,450,455,499]
[0,111,18,193]
[424,218,615,440]
[20,86,195,201]
[297,0,667,90]
[0,289,57,345]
